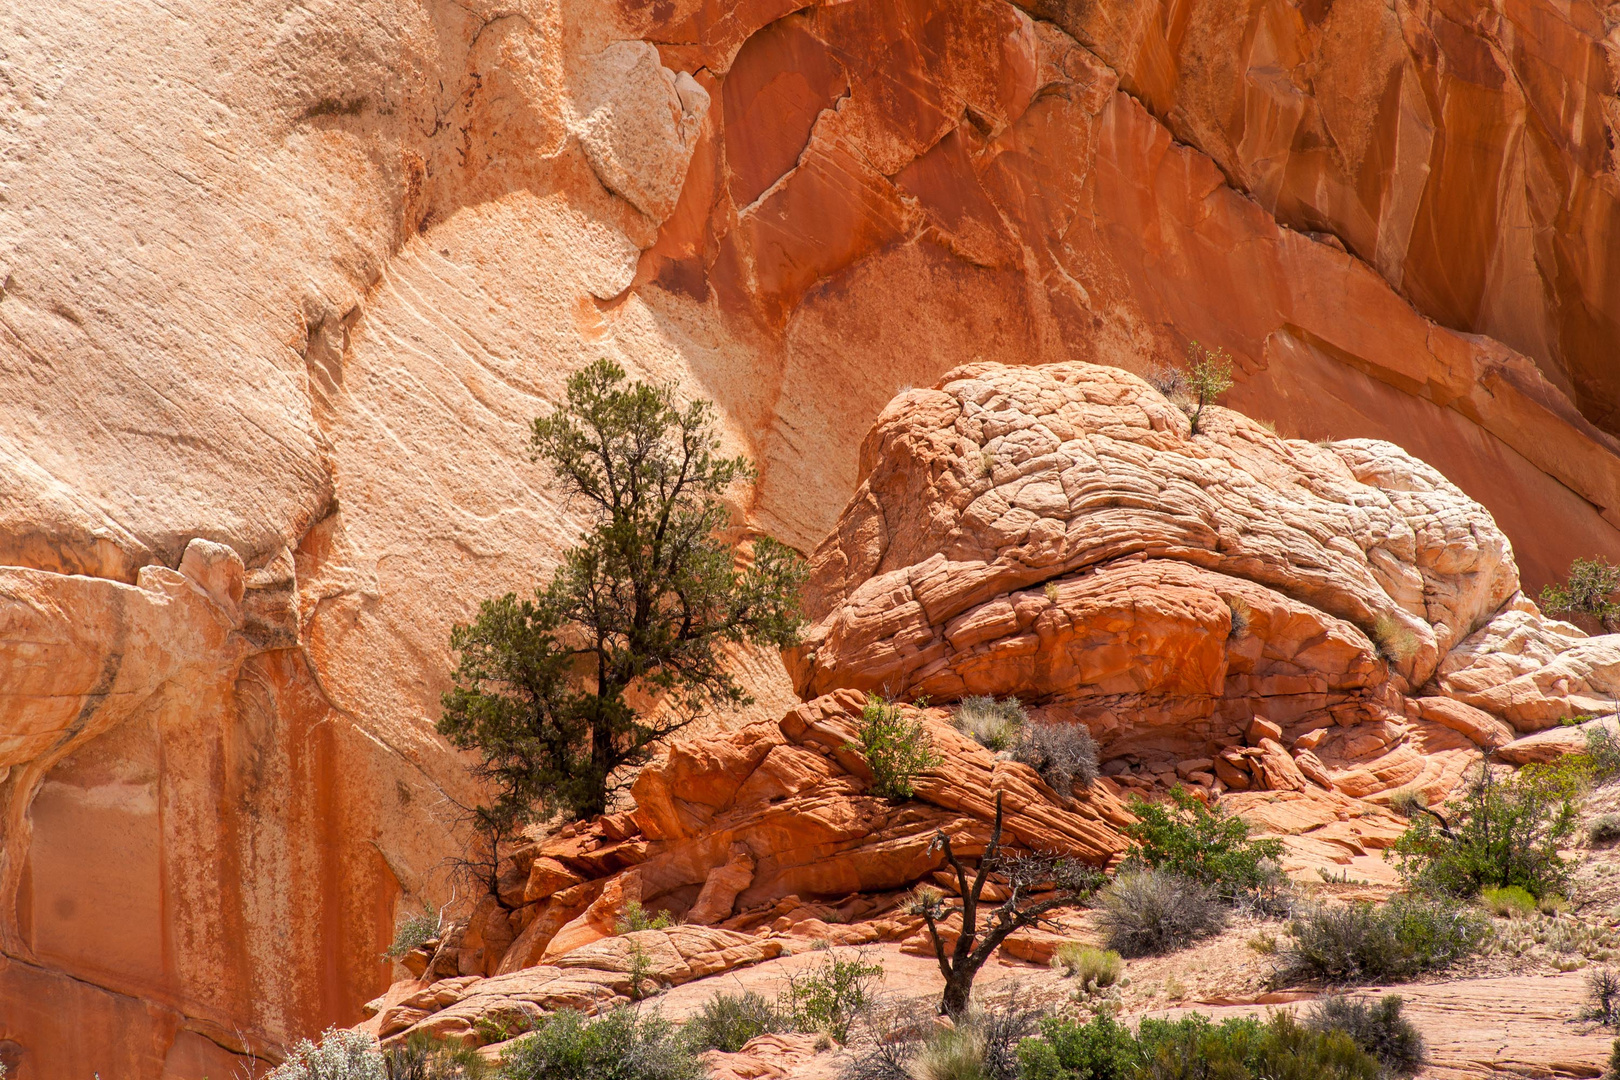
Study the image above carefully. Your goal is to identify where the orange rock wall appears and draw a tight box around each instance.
[1,0,1617,1076]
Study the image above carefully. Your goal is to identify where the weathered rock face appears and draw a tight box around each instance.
[3,0,1620,1076]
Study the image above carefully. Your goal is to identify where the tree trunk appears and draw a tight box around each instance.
[941,967,975,1016]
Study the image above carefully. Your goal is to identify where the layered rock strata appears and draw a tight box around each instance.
[5,0,1620,1075]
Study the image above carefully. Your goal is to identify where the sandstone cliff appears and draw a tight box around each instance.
[2,1,1619,1077]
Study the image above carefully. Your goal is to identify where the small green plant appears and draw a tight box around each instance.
[1586,968,1620,1028]
[1540,556,1620,626]
[626,940,660,1001]
[500,1006,701,1080]
[1121,785,1285,899]
[1052,944,1123,989]
[1098,870,1227,957]
[847,694,943,800]
[474,1010,532,1044]
[267,1029,385,1080]
[1011,721,1099,792]
[1044,582,1061,604]
[778,951,884,1043]
[1540,894,1570,917]
[912,1025,988,1080]
[952,696,1027,752]
[680,991,782,1053]
[1595,816,1620,846]
[616,899,674,934]
[1227,598,1252,640]
[1248,930,1278,955]
[1608,1037,1620,1080]
[386,909,440,960]
[1370,614,1420,666]
[1284,896,1489,983]
[1481,885,1536,918]
[1183,341,1234,435]
[1305,995,1426,1078]
[1390,753,1576,899]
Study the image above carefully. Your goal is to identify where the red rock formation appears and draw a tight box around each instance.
[3,0,1620,1075]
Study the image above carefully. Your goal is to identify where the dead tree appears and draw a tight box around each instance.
[910,791,1103,1016]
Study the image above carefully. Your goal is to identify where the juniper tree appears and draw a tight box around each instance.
[439,359,807,833]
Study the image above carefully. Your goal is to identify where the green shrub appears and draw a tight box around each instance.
[267,1029,384,1080]
[1121,785,1285,899]
[499,1007,701,1080]
[1588,727,1620,786]
[1012,721,1099,791]
[1305,995,1426,1078]
[1182,341,1234,436]
[1609,1038,1620,1080]
[1053,944,1122,988]
[1539,556,1620,624]
[847,695,943,801]
[1390,755,1576,899]
[1017,1012,1380,1080]
[615,900,674,934]
[387,910,441,960]
[953,696,1026,752]
[1592,815,1620,846]
[1098,870,1227,957]
[778,952,883,1044]
[680,991,782,1053]
[1284,896,1489,983]
[383,1030,491,1079]
[1481,885,1536,918]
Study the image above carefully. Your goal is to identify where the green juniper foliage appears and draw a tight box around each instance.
[439,359,807,827]
[1121,785,1284,898]
[1389,753,1576,899]
[1539,556,1620,625]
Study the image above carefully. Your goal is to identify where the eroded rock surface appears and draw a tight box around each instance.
[6,0,1620,1076]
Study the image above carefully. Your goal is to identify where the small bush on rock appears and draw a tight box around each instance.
[1284,896,1489,984]
[1481,885,1536,918]
[847,694,942,801]
[681,991,782,1053]
[1098,870,1227,957]
[500,1006,701,1080]
[1305,995,1426,1078]
[1585,968,1620,1028]
[953,696,1026,752]
[1540,556,1620,626]
[615,899,674,934]
[1370,615,1420,666]
[780,952,883,1044]
[386,910,440,960]
[1012,721,1099,792]
[267,1029,385,1080]
[1122,785,1285,900]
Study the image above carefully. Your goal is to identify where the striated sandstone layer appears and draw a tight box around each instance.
[3,0,1620,1076]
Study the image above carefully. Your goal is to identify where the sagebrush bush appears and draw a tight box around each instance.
[1098,870,1226,957]
[680,991,782,1053]
[779,952,883,1043]
[1017,1012,1381,1080]
[382,1031,490,1079]
[1122,785,1285,899]
[1306,995,1426,1078]
[1012,720,1099,792]
[1391,755,1576,899]
[1284,896,1489,983]
[953,696,1026,752]
[1052,944,1122,989]
[1481,885,1536,918]
[387,910,440,960]
[500,1007,701,1080]
[267,1029,385,1080]
[847,695,942,800]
